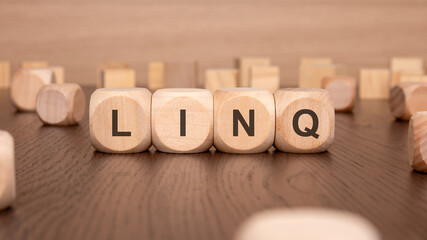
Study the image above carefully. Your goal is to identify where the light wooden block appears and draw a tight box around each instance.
[21,61,48,69]
[274,88,334,153]
[235,208,380,240]
[0,62,10,88]
[152,89,213,153]
[238,57,270,87]
[389,83,427,121]
[400,75,427,83]
[249,66,280,93]
[300,57,333,66]
[0,131,16,211]
[299,64,346,88]
[204,69,238,92]
[90,88,151,153]
[196,59,236,88]
[97,62,130,88]
[36,83,86,126]
[409,112,427,173]
[10,68,55,111]
[214,88,275,153]
[391,57,424,86]
[100,68,136,88]
[148,62,165,92]
[359,68,391,99]
[322,76,356,112]
[50,66,65,83]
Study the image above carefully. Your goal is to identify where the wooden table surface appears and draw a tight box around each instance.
[0,87,426,240]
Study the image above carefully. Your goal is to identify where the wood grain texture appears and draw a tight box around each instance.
[1,87,427,239]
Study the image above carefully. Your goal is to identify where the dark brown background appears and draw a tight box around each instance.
[1,0,427,86]
[0,87,427,240]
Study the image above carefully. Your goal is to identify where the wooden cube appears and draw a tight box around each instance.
[204,69,237,92]
[400,75,427,83]
[50,66,65,83]
[0,131,16,210]
[0,61,10,88]
[359,68,391,99]
[249,66,280,93]
[321,76,356,112]
[235,209,380,240]
[391,57,424,86]
[21,61,48,69]
[100,68,136,88]
[152,89,213,153]
[36,83,86,126]
[274,88,334,153]
[299,64,346,88]
[389,83,427,121]
[214,88,275,153]
[10,68,55,111]
[148,62,164,92]
[238,57,270,87]
[408,112,427,173]
[97,62,130,88]
[89,88,151,153]
[196,58,236,88]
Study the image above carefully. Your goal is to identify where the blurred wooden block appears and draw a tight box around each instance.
[391,57,424,86]
[196,59,236,88]
[274,88,334,153]
[400,75,427,83]
[36,83,86,126]
[50,66,65,83]
[89,88,152,153]
[322,76,356,112]
[205,69,238,92]
[299,64,346,88]
[148,62,164,92]
[359,68,391,99]
[300,57,332,66]
[389,83,427,121]
[0,61,10,88]
[238,57,270,87]
[235,208,380,240]
[152,88,213,153]
[149,61,197,90]
[21,61,48,69]
[10,68,55,111]
[0,131,16,211]
[408,112,427,173]
[100,68,136,88]
[97,62,130,88]
[249,66,280,93]
[214,88,275,153]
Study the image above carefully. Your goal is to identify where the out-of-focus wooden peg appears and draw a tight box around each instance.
[204,69,237,92]
[0,61,10,88]
[300,57,332,66]
[274,88,334,153]
[299,63,346,88]
[214,88,275,153]
[234,208,381,240]
[389,83,427,121]
[408,112,427,173]
[89,88,152,153]
[10,68,55,111]
[152,89,213,153]
[238,57,270,87]
[21,61,48,69]
[391,57,424,86]
[100,68,135,88]
[359,68,390,99]
[36,83,86,126]
[0,131,16,211]
[50,66,65,83]
[400,75,427,83]
[249,66,280,93]
[322,76,356,112]
[97,62,130,88]
[196,59,236,88]
[148,62,165,92]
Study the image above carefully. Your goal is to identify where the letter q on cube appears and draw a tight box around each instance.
[274,88,335,153]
